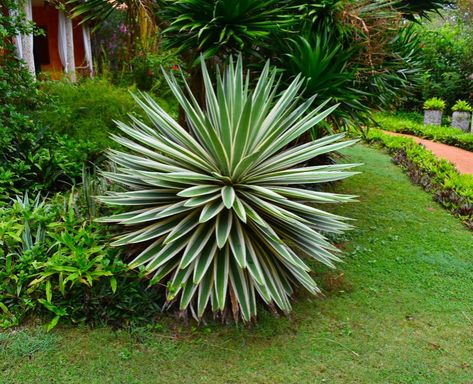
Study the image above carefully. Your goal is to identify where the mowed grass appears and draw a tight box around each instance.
[1,144,472,384]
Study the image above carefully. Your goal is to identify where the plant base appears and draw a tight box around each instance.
[451,111,471,132]
[424,110,442,126]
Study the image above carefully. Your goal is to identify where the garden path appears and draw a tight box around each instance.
[383,130,473,175]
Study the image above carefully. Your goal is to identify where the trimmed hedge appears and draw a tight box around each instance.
[374,113,473,152]
[365,128,473,229]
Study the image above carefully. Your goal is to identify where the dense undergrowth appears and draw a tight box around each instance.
[366,128,473,229]
[0,186,164,330]
[1,76,177,203]
[34,79,178,150]
[1,65,172,329]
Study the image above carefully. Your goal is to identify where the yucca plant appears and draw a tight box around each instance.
[161,0,294,63]
[99,57,359,322]
[281,33,370,132]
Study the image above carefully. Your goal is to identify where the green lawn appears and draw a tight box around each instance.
[1,145,472,384]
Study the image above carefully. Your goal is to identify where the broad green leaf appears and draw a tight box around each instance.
[179,222,215,269]
[232,195,247,223]
[197,269,214,317]
[193,242,218,284]
[228,220,246,268]
[229,257,251,321]
[178,185,222,198]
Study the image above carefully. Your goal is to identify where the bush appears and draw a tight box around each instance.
[0,118,101,201]
[365,128,473,228]
[279,33,369,132]
[452,100,473,112]
[423,97,446,111]
[374,113,473,152]
[34,78,179,150]
[126,50,181,92]
[99,57,358,322]
[0,189,163,330]
[0,3,107,201]
[34,79,143,150]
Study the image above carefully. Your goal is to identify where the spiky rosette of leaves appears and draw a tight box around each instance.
[99,57,359,322]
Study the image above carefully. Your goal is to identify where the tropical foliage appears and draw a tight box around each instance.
[157,0,450,130]
[280,33,366,131]
[0,0,99,201]
[0,190,162,330]
[452,99,473,112]
[423,97,446,110]
[161,0,293,64]
[99,57,358,321]
[406,13,473,109]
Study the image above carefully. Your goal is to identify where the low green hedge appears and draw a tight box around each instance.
[365,128,473,228]
[374,113,473,152]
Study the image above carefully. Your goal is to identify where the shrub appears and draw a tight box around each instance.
[0,76,101,201]
[0,122,102,200]
[280,34,369,132]
[412,20,473,109]
[100,57,358,322]
[0,190,163,330]
[452,100,473,112]
[0,2,104,200]
[127,49,182,92]
[34,79,179,150]
[34,79,143,150]
[423,97,446,111]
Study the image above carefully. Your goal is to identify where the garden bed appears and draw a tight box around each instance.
[1,144,472,383]
[374,112,473,151]
[366,128,473,229]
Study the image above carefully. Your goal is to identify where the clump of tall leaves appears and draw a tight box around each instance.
[161,0,294,63]
[100,57,358,322]
[281,32,369,131]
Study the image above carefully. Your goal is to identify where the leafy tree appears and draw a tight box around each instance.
[413,20,473,109]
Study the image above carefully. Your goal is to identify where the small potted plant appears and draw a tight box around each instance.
[451,100,472,132]
[423,97,446,126]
